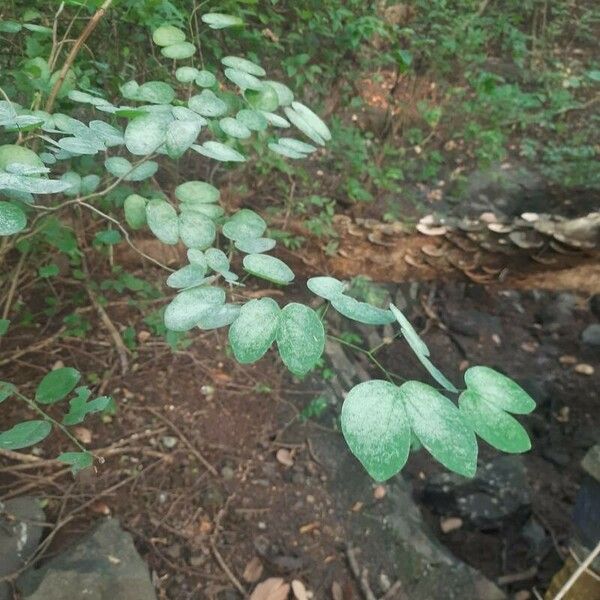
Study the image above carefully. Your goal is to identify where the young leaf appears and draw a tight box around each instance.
[62,387,111,425]
[229,298,280,363]
[243,254,294,285]
[0,319,10,335]
[146,200,179,245]
[0,420,52,450]
[464,366,536,414]
[459,390,531,453]
[276,303,325,377]
[399,381,477,478]
[268,143,306,159]
[0,201,27,236]
[341,380,410,481]
[164,286,226,331]
[57,451,93,474]
[35,367,81,404]
[283,106,325,146]
[175,180,220,204]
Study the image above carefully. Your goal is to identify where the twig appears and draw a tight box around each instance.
[346,544,377,600]
[44,0,114,113]
[0,326,66,366]
[554,540,600,600]
[1,250,27,321]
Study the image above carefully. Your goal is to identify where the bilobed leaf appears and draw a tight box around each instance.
[0,201,27,235]
[459,390,531,453]
[161,42,196,59]
[146,199,179,245]
[229,298,280,363]
[166,119,201,158]
[219,117,252,139]
[221,56,265,77]
[104,156,131,178]
[197,304,240,330]
[330,295,395,325]
[0,420,52,450]
[175,180,220,204]
[123,194,147,229]
[80,174,100,195]
[192,141,246,162]
[399,381,478,478]
[166,264,207,289]
[188,90,228,117]
[0,381,16,403]
[0,172,71,195]
[57,451,93,474]
[234,237,276,254]
[164,286,226,331]
[201,13,243,29]
[178,211,216,249]
[243,254,294,285]
[222,209,266,241]
[464,366,536,414]
[307,276,345,301]
[341,380,410,481]
[62,387,111,425]
[35,367,81,404]
[276,303,325,377]
[152,25,186,47]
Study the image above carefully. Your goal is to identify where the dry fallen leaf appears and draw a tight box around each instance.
[351,502,364,512]
[373,485,386,500]
[574,363,594,375]
[520,341,538,353]
[440,517,463,533]
[276,448,294,468]
[299,521,319,534]
[559,355,577,365]
[250,577,290,600]
[243,556,264,583]
[73,426,92,445]
[331,581,343,600]
[459,360,470,372]
[291,579,309,600]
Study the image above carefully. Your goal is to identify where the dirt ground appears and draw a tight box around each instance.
[1,237,598,599]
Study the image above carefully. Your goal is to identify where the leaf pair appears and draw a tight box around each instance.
[229,299,325,377]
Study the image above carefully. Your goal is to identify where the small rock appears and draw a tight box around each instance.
[574,363,594,375]
[373,485,387,500]
[440,517,463,533]
[291,579,309,600]
[581,324,600,346]
[275,448,294,467]
[590,294,600,320]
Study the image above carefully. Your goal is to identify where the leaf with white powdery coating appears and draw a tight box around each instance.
[341,380,410,481]
[243,254,294,285]
[276,303,325,377]
[229,298,280,364]
[146,200,179,245]
[399,381,478,478]
[164,286,226,331]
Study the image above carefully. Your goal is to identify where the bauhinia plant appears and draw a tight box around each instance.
[0,10,535,478]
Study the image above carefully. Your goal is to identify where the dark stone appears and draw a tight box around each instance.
[18,518,157,600]
[542,446,571,468]
[0,497,45,600]
[444,308,501,338]
[422,456,531,529]
[581,324,600,346]
[590,294,600,320]
[535,293,578,331]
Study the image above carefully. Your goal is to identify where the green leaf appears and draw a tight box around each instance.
[0,173,71,195]
[187,249,207,268]
[146,199,179,245]
[263,81,294,106]
[307,276,346,301]
[56,136,104,155]
[399,381,477,477]
[176,66,199,83]
[284,106,326,146]
[94,229,121,245]
[268,143,305,159]
[219,117,252,139]
[175,180,220,204]
[161,42,196,60]
[0,21,22,33]
[136,81,176,104]
[0,381,16,403]
[89,120,124,147]
[234,237,276,254]
[224,68,264,91]
[192,141,246,162]
[464,366,536,414]
[80,174,101,194]
[195,70,217,88]
[222,209,266,241]
[243,254,294,285]
[39,263,59,277]
[0,420,51,450]
[236,109,268,132]
[35,367,81,404]
[0,319,9,335]
[181,204,224,220]
[229,298,280,363]
[290,101,331,141]
[178,211,216,249]
[57,451,93,474]
[197,304,240,330]
[205,248,230,273]
[172,106,208,125]
[166,120,201,158]
[0,201,27,236]
[331,295,395,325]
[201,13,243,29]
[222,56,265,77]
[341,380,410,481]
[279,138,317,154]
[152,25,186,47]
[166,264,208,289]
[164,286,226,332]
[62,387,111,425]
[246,85,280,112]
[413,351,459,394]
[276,303,325,377]
[459,390,531,453]
[261,111,290,128]
[123,194,147,229]
[188,90,228,117]
[124,112,172,155]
